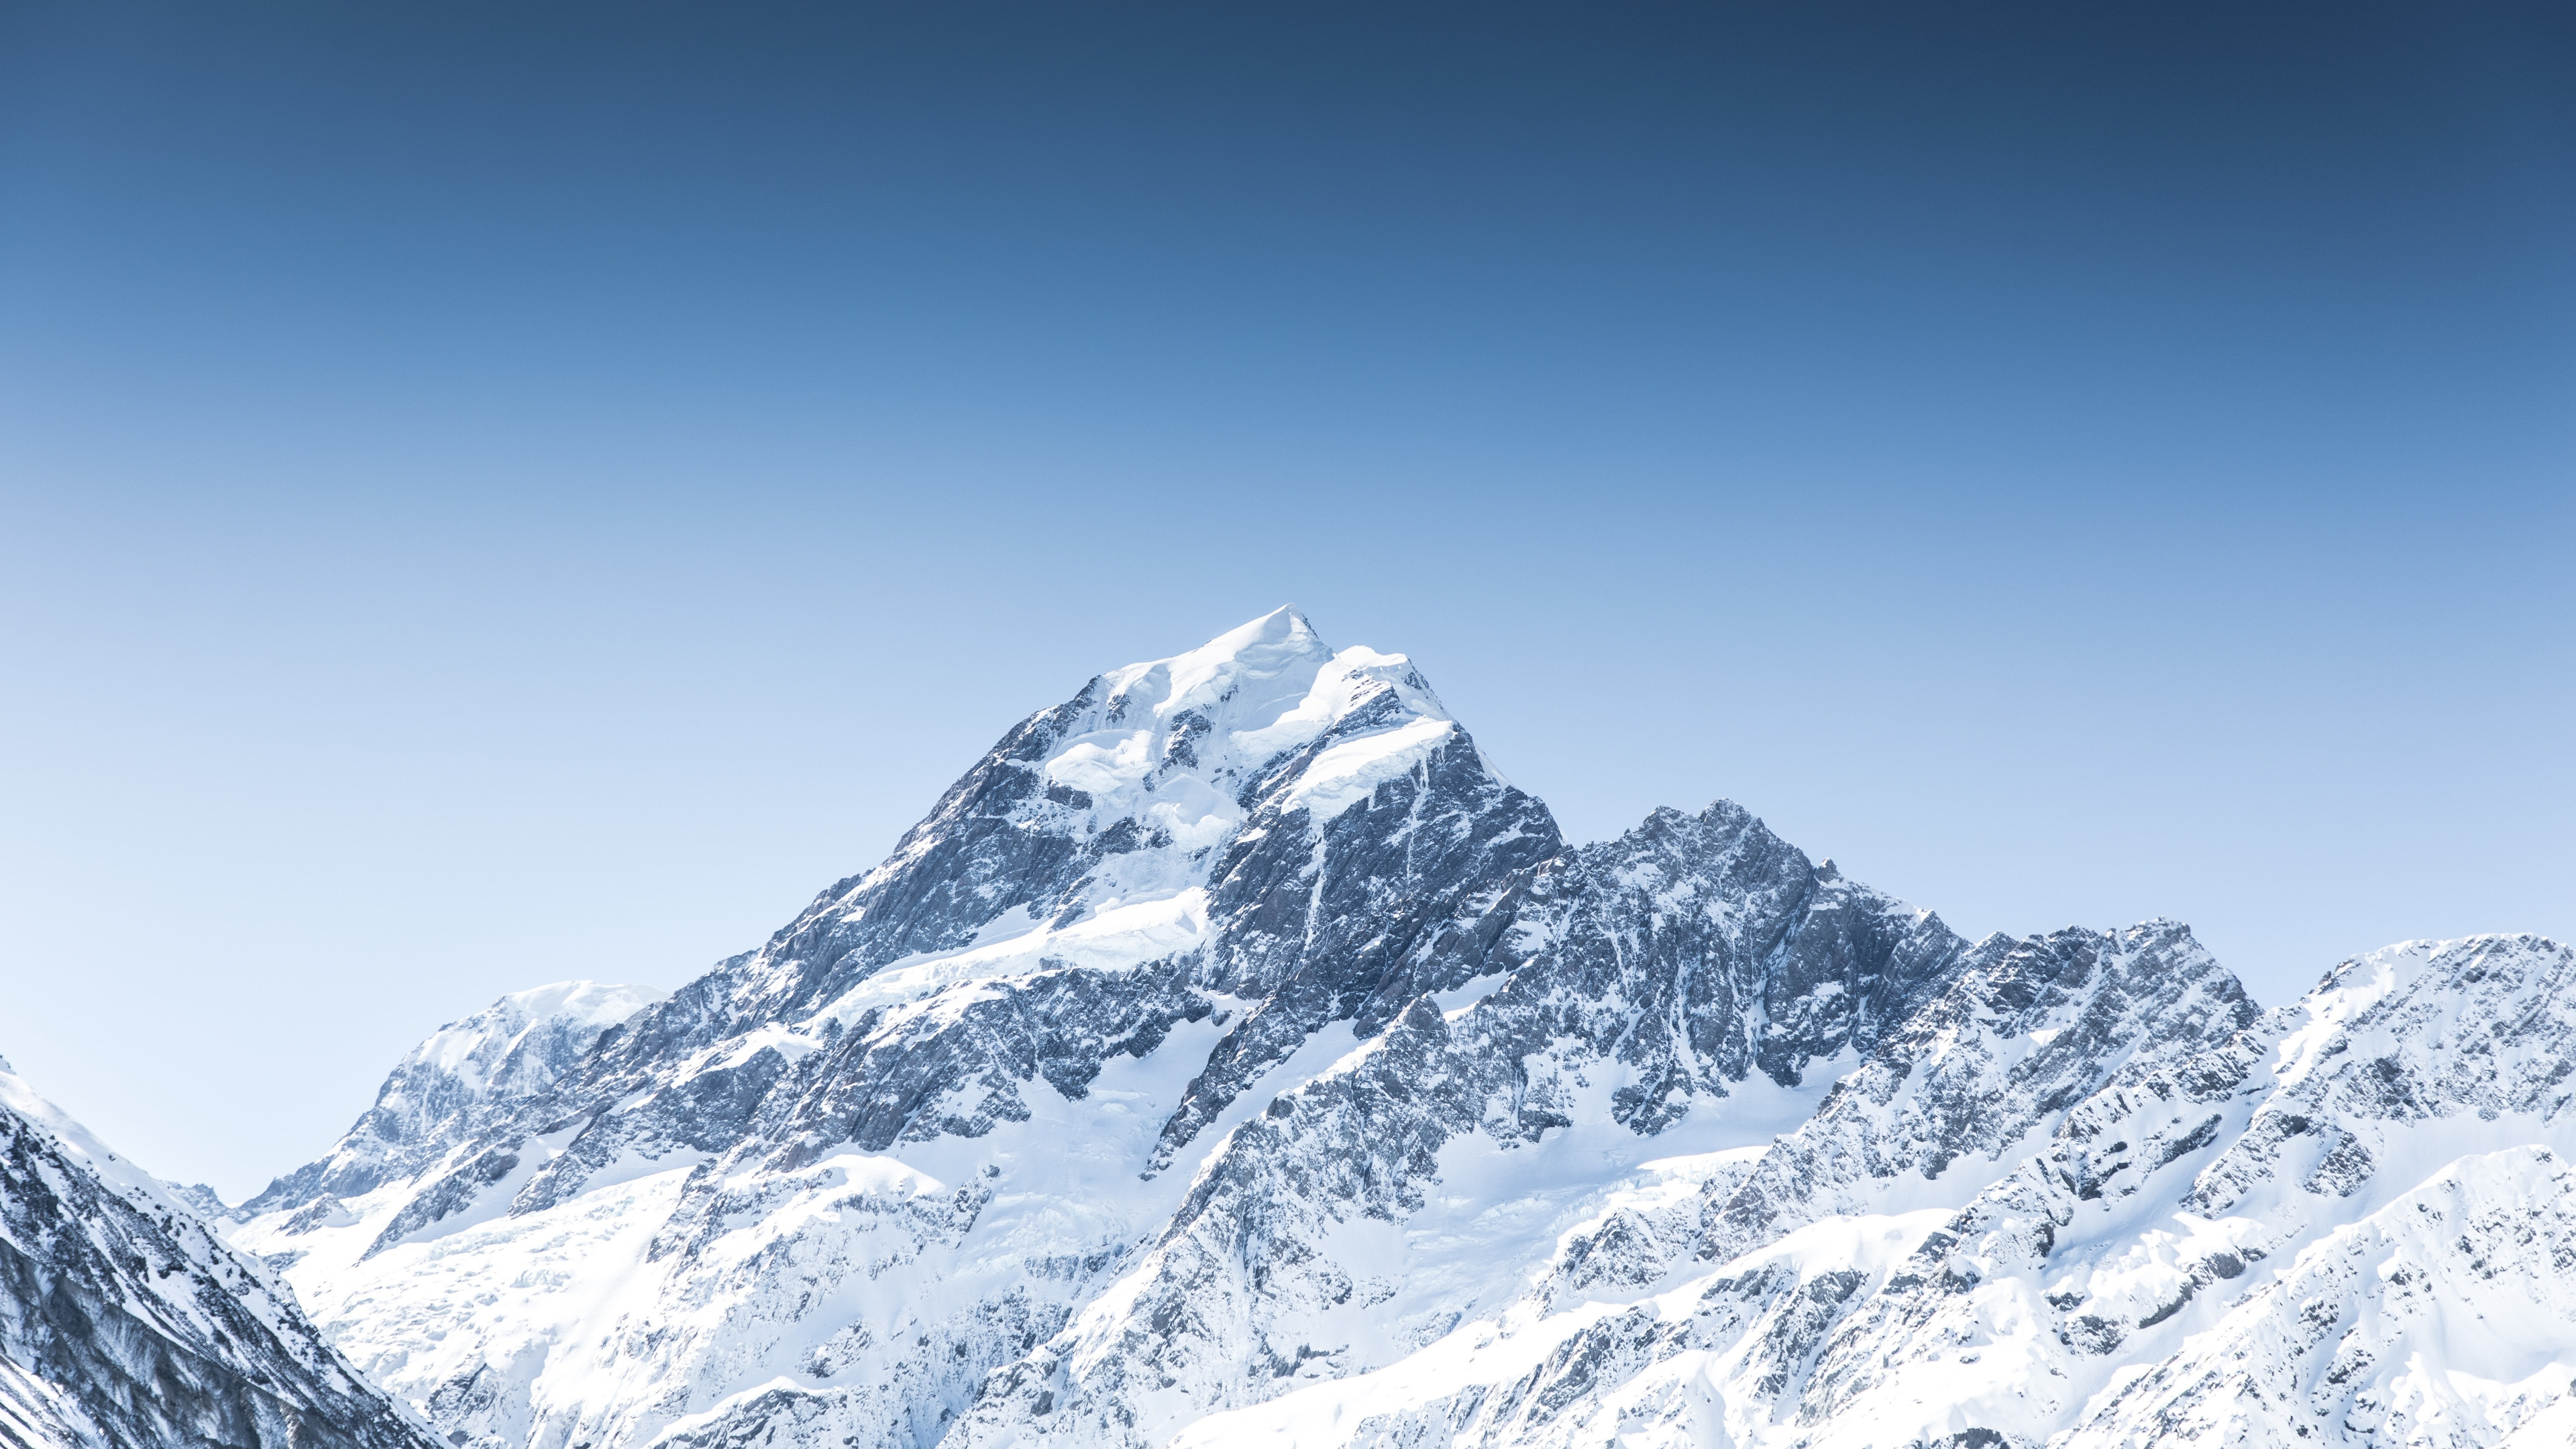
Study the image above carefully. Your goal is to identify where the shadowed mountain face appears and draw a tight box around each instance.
[203,611,2573,1449]
[0,1064,435,1449]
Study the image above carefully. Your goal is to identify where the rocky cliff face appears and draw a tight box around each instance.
[212,611,2576,1449]
[948,800,1974,1449]
[0,1060,433,1449]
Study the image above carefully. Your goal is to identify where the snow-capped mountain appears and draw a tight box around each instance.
[0,1057,433,1449]
[237,981,668,1242]
[212,609,2575,1449]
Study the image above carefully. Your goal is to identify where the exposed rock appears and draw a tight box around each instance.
[0,1063,433,1449]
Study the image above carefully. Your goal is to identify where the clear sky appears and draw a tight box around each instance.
[2,2,2569,1200]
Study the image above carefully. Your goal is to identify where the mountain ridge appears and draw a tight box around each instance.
[0,1060,436,1449]
[187,610,2571,1449]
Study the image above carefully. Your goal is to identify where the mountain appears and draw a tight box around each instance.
[1175,933,2576,1449]
[215,609,2575,1449]
[231,606,1560,1449]
[236,980,668,1246]
[0,1057,434,1449]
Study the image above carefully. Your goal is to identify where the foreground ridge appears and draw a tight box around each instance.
[0,1059,435,1449]
[193,611,2569,1449]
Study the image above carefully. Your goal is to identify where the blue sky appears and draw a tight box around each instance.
[2,2,2569,1199]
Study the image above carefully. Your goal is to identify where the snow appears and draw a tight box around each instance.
[794,606,1477,1040]
[0,1061,181,1213]
[808,890,1215,1027]
[236,1003,1383,1449]
[413,981,669,1081]
[1032,609,1454,848]
[286,1165,696,1448]
[1144,934,2576,1449]
[2065,1144,2576,1447]
[1282,715,1459,822]
[1175,1209,1954,1449]
[256,925,2576,1449]
[0,1051,449,1449]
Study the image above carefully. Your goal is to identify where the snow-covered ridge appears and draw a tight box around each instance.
[407,980,668,1092]
[0,1058,435,1449]
[237,978,665,1224]
[0,1062,182,1212]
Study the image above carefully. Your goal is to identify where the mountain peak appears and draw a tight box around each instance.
[234,979,667,1221]
[1049,610,1452,835]
[1093,605,1334,726]
[409,980,668,1083]
[1195,602,1322,663]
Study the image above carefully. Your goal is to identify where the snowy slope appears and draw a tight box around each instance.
[213,610,2576,1449]
[2063,1144,2576,1448]
[0,1057,433,1449]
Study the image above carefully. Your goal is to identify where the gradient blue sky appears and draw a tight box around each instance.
[2,2,2569,1199]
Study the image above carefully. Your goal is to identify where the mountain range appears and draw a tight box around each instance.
[7,608,2570,1449]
